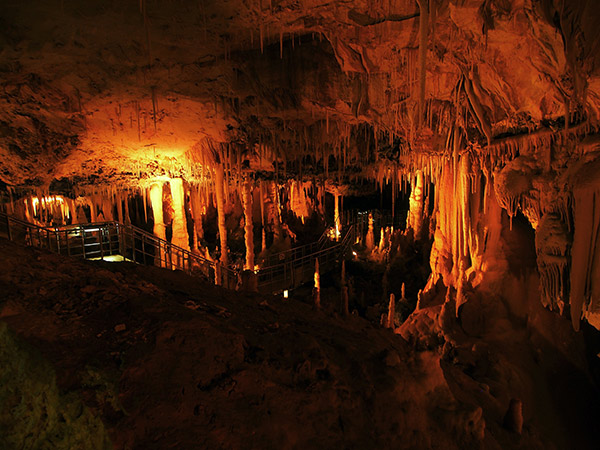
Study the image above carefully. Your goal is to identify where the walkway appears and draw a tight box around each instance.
[0,211,355,294]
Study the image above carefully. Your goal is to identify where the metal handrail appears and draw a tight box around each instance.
[256,225,356,293]
[0,211,241,288]
[259,227,332,267]
[1,210,354,294]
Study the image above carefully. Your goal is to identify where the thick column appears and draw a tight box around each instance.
[149,182,166,267]
[170,178,190,251]
[214,165,228,265]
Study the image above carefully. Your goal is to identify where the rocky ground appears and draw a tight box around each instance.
[1,236,599,449]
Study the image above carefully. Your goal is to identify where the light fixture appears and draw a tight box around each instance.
[283,290,289,299]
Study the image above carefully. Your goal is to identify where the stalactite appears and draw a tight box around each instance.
[464,76,492,146]
[123,193,131,224]
[116,192,124,224]
[190,184,204,252]
[427,153,503,291]
[416,0,429,126]
[142,187,148,223]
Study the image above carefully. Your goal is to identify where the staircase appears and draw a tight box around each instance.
[0,211,355,294]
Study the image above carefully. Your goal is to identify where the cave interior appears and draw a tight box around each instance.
[1,0,600,449]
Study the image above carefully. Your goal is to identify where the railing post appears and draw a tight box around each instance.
[131,230,137,263]
[66,230,71,256]
[55,230,60,254]
[81,228,86,258]
[141,233,146,265]
[118,225,124,258]
[99,228,104,260]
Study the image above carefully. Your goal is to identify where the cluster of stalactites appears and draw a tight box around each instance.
[5,176,322,273]
[4,185,142,228]
[492,133,600,331]
[426,152,503,291]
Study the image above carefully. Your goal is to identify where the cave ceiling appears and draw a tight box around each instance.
[1,0,600,187]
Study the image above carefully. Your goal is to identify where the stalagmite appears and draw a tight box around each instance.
[407,170,424,236]
[365,212,374,251]
[503,399,524,435]
[214,164,228,266]
[313,257,321,310]
[170,178,190,251]
[242,176,254,270]
[386,293,396,330]
[416,0,429,126]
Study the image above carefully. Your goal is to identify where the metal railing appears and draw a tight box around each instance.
[256,225,356,293]
[0,211,239,290]
[1,210,355,294]
[259,227,331,268]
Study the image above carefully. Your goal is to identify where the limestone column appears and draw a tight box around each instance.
[214,165,228,266]
[169,178,190,251]
[149,182,166,266]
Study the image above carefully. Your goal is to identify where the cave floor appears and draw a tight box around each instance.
[0,237,599,449]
